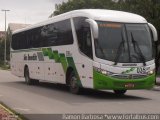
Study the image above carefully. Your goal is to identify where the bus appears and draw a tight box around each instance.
[11,9,158,95]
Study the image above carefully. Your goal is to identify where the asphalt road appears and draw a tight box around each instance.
[0,70,160,120]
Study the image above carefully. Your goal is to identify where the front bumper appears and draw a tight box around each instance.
[93,70,155,90]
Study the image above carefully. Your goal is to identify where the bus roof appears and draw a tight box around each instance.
[13,9,147,34]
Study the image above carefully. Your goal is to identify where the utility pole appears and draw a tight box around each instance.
[1,9,10,65]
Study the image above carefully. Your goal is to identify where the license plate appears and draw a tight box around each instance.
[125,83,135,88]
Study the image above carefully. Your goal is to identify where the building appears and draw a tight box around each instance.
[1,23,30,40]
[7,23,31,33]
[0,31,5,39]
[7,23,31,42]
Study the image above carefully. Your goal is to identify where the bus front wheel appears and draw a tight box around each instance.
[24,67,33,85]
[114,90,127,95]
[69,71,81,94]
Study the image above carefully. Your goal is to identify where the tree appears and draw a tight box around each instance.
[0,38,5,64]
[50,0,115,16]
[117,0,160,37]
[51,0,160,37]
[0,34,10,65]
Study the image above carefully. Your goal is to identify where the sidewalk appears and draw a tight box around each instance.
[152,77,160,91]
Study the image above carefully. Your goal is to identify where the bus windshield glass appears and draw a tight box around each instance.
[95,21,154,63]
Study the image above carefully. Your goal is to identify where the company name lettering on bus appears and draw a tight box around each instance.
[137,67,150,74]
[99,23,122,28]
[37,52,44,61]
[66,51,72,57]
[122,68,135,74]
[24,54,38,61]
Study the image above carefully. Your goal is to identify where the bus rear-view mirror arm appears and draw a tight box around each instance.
[148,23,158,41]
[85,19,98,39]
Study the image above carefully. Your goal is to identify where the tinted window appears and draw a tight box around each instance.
[95,21,154,63]
[126,24,153,62]
[12,32,28,50]
[12,34,19,50]
[95,21,129,62]
[30,27,43,48]
[74,17,93,59]
[19,32,26,49]
[11,19,73,50]
[41,19,73,46]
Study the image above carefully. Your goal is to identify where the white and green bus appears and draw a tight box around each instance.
[11,9,158,95]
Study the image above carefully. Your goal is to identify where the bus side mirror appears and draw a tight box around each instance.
[148,23,158,41]
[85,19,98,39]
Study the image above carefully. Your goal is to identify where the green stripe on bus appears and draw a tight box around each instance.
[42,48,82,87]
[47,48,54,59]
[53,51,60,62]
[66,57,82,87]
[42,48,48,56]
[59,53,68,72]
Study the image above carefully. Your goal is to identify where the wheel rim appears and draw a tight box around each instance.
[71,76,78,89]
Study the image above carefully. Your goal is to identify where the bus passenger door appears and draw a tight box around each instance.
[27,52,45,81]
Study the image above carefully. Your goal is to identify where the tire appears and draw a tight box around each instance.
[34,79,40,85]
[114,90,127,95]
[69,71,81,94]
[24,67,33,85]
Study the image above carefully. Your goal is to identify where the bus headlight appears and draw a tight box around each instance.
[148,70,154,75]
[101,70,113,76]
[101,70,107,75]
[93,67,113,76]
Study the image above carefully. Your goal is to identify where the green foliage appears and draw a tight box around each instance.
[51,0,115,16]
[0,38,5,62]
[6,32,11,61]
[116,0,160,33]
[0,35,10,67]
[51,0,160,37]
[0,63,10,70]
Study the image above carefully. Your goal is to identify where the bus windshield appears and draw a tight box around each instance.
[95,21,154,63]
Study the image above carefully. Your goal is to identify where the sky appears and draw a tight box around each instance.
[0,0,68,31]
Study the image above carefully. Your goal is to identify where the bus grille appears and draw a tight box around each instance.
[112,74,147,79]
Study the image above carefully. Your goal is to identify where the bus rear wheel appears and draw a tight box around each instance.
[114,90,127,95]
[69,71,81,94]
[24,67,33,85]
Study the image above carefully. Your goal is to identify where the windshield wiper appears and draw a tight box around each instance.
[114,32,125,65]
[131,33,146,66]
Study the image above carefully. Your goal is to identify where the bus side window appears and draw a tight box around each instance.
[74,17,93,59]
[41,19,73,47]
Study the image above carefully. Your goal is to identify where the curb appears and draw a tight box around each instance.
[152,86,160,91]
[0,104,15,115]
[0,103,24,120]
